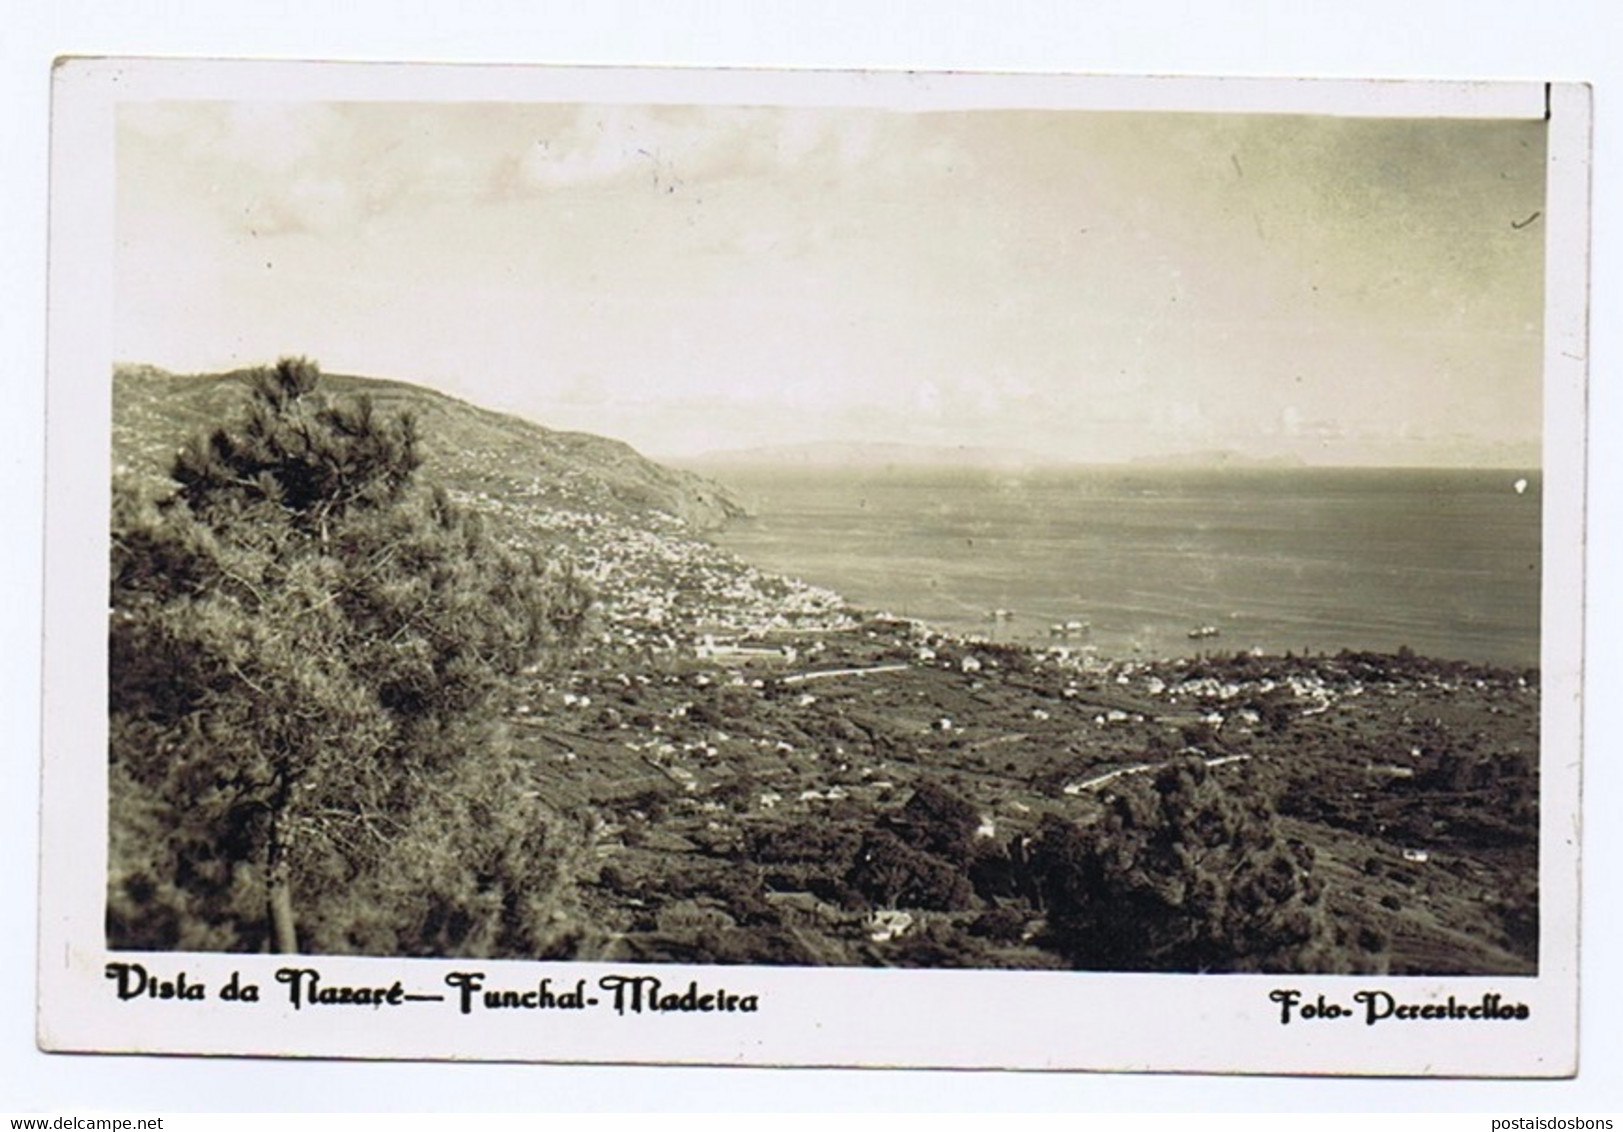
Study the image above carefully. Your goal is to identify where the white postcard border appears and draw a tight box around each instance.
[38,58,1590,1076]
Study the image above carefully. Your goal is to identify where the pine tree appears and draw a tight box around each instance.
[885,781,981,867]
[1033,757,1342,972]
[109,358,593,955]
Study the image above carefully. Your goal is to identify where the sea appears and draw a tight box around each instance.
[695,465,1543,668]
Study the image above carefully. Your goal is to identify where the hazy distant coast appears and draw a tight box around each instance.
[674,440,1537,473]
[677,440,1055,470]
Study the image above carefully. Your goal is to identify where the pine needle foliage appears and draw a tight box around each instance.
[108,357,594,956]
[1032,758,1359,973]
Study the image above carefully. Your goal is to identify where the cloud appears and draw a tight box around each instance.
[241,174,359,236]
[499,104,916,196]
[508,105,732,192]
[217,103,335,174]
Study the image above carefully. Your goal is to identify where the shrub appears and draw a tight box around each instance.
[847,830,976,912]
[885,781,981,867]
[968,905,1030,943]
[746,821,864,867]
[1031,758,1336,972]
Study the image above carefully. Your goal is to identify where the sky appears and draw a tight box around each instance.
[116,100,1548,465]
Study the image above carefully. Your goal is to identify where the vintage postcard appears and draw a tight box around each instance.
[39,58,1589,1075]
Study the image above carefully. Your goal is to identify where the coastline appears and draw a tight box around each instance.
[478,499,1540,975]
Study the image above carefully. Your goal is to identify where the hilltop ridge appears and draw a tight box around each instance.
[112,362,848,655]
[113,363,747,532]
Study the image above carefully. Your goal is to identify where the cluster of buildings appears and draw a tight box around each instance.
[448,486,853,656]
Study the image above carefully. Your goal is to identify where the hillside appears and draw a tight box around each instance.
[112,364,745,532]
[107,362,1539,976]
[536,628,1538,975]
[111,362,850,655]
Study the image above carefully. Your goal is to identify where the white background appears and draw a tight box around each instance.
[5,0,1620,1113]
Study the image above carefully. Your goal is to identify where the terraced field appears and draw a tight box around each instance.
[506,621,1538,973]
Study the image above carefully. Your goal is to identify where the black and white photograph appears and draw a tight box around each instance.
[36,59,1589,1075]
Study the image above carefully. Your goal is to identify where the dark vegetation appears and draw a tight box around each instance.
[112,361,745,533]
[109,360,1540,975]
[554,636,1534,974]
[110,358,593,955]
